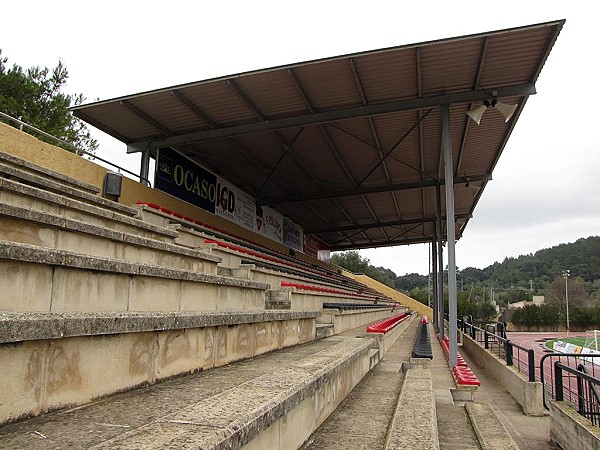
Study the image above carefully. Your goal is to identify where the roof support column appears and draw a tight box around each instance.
[431,232,439,333]
[442,104,458,368]
[140,149,151,186]
[435,184,444,339]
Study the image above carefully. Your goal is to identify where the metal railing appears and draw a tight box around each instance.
[460,319,536,382]
[452,316,600,427]
[554,361,600,427]
[540,353,600,411]
[0,111,150,185]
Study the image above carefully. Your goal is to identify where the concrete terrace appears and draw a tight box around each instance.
[0,319,553,449]
[0,120,580,449]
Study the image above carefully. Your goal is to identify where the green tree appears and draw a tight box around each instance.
[0,51,97,154]
[545,276,590,312]
[330,251,371,274]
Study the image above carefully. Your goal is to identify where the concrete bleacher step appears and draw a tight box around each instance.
[0,202,219,273]
[0,176,180,242]
[0,158,135,217]
[465,403,520,450]
[0,240,267,312]
[316,323,334,339]
[302,315,420,449]
[0,150,100,195]
[0,334,377,450]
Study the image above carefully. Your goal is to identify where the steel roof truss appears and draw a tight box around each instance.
[130,83,537,149]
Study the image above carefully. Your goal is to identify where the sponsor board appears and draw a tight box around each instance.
[155,148,307,252]
[283,217,303,251]
[155,148,216,213]
[256,205,283,243]
[215,177,256,231]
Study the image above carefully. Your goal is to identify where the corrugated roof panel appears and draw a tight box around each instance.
[291,59,363,111]
[419,109,443,179]
[420,40,482,94]
[323,122,385,184]
[126,93,205,135]
[232,70,309,118]
[71,20,564,250]
[177,82,257,126]
[288,126,357,191]
[353,50,418,103]
[481,29,553,86]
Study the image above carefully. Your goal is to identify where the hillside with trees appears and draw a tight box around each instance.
[331,236,600,327]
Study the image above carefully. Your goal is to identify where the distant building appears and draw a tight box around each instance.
[508,296,545,309]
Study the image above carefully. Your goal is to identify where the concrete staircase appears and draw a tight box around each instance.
[0,121,552,450]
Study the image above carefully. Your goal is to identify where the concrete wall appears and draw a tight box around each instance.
[0,317,316,425]
[243,339,375,450]
[460,332,544,416]
[550,400,600,450]
[318,308,399,334]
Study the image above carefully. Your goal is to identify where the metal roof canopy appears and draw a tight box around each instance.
[73,20,564,251]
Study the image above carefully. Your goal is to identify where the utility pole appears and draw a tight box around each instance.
[563,270,570,334]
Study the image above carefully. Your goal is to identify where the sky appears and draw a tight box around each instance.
[2,1,599,276]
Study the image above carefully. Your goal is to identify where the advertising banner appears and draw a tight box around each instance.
[283,217,303,251]
[155,148,308,252]
[155,148,216,214]
[215,176,256,231]
[303,234,329,259]
[256,205,283,243]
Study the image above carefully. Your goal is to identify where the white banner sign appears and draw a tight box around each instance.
[256,205,283,243]
[215,177,256,231]
[283,217,303,251]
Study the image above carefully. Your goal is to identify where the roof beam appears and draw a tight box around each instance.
[130,83,536,149]
[332,236,443,251]
[120,100,172,136]
[308,213,471,234]
[259,173,491,205]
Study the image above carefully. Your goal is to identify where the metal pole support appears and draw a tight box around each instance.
[528,350,536,382]
[555,362,563,401]
[506,341,514,366]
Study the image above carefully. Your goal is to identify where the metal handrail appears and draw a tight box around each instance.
[540,352,600,410]
[460,320,536,382]
[554,361,600,426]
[0,111,150,185]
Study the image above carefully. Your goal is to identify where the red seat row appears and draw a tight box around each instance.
[366,313,410,334]
[280,281,374,299]
[136,201,367,287]
[453,366,481,386]
[440,336,480,386]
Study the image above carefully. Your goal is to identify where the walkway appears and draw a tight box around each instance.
[303,323,554,450]
[300,319,418,449]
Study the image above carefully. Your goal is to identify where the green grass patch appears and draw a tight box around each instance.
[544,336,600,350]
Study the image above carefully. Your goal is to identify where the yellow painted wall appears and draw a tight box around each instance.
[343,270,432,316]
[0,122,327,267]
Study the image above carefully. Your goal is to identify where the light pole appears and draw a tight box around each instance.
[563,270,570,333]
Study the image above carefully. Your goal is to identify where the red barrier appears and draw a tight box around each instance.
[366,313,410,334]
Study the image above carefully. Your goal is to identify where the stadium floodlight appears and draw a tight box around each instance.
[466,98,518,125]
